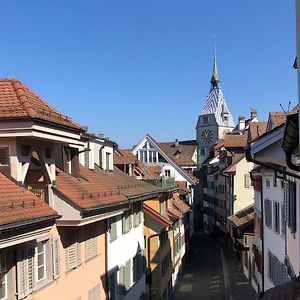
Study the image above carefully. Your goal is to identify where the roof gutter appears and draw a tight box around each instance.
[128,191,162,203]
[0,214,60,233]
[82,200,129,216]
[245,147,300,180]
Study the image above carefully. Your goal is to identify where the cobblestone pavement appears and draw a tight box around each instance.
[172,234,257,300]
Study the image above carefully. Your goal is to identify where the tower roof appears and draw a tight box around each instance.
[201,55,234,127]
[210,56,220,89]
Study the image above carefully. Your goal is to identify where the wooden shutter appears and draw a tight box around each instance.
[122,214,126,234]
[133,254,138,283]
[67,229,80,270]
[110,218,117,242]
[125,259,132,291]
[288,181,296,233]
[17,249,28,299]
[17,247,36,299]
[118,266,125,296]
[52,238,61,279]
[128,209,132,231]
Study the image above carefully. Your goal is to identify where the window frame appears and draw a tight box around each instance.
[35,241,46,282]
[0,253,7,300]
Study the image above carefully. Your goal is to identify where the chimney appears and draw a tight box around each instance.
[238,115,245,131]
[175,139,179,147]
[250,108,257,119]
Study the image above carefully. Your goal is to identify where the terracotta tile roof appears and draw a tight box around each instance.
[0,173,57,226]
[143,204,172,227]
[248,122,267,142]
[224,134,248,148]
[157,140,197,166]
[228,204,254,230]
[268,112,287,130]
[0,78,82,130]
[173,194,190,214]
[53,165,127,210]
[167,207,182,222]
[114,149,136,165]
[94,165,162,199]
[134,163,161,180]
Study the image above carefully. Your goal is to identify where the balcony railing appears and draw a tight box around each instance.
[144,177,176,190]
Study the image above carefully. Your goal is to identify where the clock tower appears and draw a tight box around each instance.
[196,54,234,166]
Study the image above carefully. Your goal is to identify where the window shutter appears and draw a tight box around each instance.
[125,259,132,291]
[27,248,36,292]
[17,249,28,300]
[122,214,126,234]
[110,218,117,242]
[67,229,80,270]
[118,266,125,296]
[52,238,61,279]
[128,210,132,231]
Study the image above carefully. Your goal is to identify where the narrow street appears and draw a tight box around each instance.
[172,234,257,300]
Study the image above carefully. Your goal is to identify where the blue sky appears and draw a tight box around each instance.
[0,1,296,147]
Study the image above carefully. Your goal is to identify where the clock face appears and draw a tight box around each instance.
[201,129,213,144]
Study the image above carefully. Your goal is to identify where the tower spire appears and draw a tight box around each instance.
[210,36,220,89]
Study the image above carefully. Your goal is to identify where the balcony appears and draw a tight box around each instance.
[144,177,176,190]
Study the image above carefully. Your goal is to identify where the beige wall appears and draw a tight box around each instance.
[234,158,254,213]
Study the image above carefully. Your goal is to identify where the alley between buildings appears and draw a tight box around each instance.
[172,234,257,300]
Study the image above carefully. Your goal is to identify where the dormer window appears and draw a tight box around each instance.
[45,148,52,159]
[137,142,157,164]
[0,147,9,166]
[106,152,111,171]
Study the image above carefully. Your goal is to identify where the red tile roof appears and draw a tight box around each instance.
[173,194,190,214]
[114,149,137,165]
[248,122,267,142]
[0,79,82,130]
[53,165,127,210]
[224,134,248,148]
[143,204,172,227]
[0,173,57,226]
[94,165,161,198]
[157,141,197,166]
[228,204,254,230]
[268,112,287,130]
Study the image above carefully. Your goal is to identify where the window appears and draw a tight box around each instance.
[149,150,157,163]
[244,174,251,188]
[109,217,117,242]
[0,147,9,165]
[281,204,286,236]
[268,252,286,285]
[274,202,280,234]
[17,240,54,299]
[106,152,111,171]
[21,145,31,156]
[0,253,7,300]
[161,250,171,277]
[200,148,206,156]
[45,148,52,159]
[122,209,132,234]
[174,236,181,257]
[133,250,145,283]
[265,199,272,228]
[36,241,46,281]
[266,178,271,188]
[133,202,142,228]
[273,174,277,187]
[66,228,80,270]
[164,170,171,177]
[139,150,147,163]
[288,181,297,233]
[203,116,208,123]
[85,224,97,261]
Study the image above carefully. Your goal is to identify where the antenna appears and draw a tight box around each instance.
[279,104,287,115]
[214,34,217,59]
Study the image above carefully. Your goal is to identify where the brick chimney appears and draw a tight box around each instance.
[250,108,257,119]
[238,115,245,131]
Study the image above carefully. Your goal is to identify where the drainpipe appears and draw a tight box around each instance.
[105,220,109,300]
